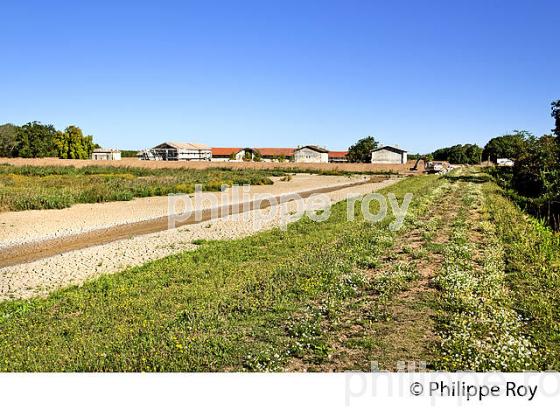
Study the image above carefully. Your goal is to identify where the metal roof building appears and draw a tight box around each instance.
[141,141,211,161]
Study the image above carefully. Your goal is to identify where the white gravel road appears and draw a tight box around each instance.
[0,177,399,301]
[0,174,366,249]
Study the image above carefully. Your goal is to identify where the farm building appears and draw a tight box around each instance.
[497,158,514,167]
[371,146,408,164]
[141,142,211,161]
[294,145,329,163]
[210,147,294,162]
[254,148,295,162]
[328,151,348,163]
[91,148,121,161]
[211,147,244,162]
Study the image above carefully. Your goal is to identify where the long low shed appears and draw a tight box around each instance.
[141,142,211,161]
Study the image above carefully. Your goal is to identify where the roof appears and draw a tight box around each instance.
[211,147,242,156]
[328,151,348,158]
[295,145,329,153]
[154,141,210,150]
[93,148,120,153]
[371,145,407,154]
[254,148,295,156]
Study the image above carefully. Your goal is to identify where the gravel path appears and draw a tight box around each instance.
[0,178,399,301]
[0,174,365,249]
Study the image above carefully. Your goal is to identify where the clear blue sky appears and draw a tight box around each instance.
[1,0,558,153]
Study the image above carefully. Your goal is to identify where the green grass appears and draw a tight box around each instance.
[484,182,560,369]
[433,180,537,371]
[0,175,437,371]
[432,170,560,371]
[0,164,278,211]
[1,169,559,371]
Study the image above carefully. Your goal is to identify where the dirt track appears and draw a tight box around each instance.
[0,175,371,249]
[0,177,400,300]
[0,176,377,268]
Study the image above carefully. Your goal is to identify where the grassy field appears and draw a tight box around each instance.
[0,164,280,211]
[0,168,558,371]
[0,163,394,212]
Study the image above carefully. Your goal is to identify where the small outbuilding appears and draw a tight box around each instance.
[371,146,408,164]
[497,158,514,167]
[91,148,121,161]
[294,145,329,163]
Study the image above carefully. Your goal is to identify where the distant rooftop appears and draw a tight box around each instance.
[254,148,295,156]
[211,147,242,156]
[93,148,120,153]
[372,145,407,153]
[295,145,329,153]
[328,151,348,158]
[155,141,210,150]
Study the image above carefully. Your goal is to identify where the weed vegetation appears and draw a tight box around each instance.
[0,164,277,211]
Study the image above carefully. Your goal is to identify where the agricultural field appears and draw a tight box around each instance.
[0,164,278,211]
[0,167,558,371]
[0,163,397,212]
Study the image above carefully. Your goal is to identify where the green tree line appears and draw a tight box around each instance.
[0,122,96,159]
[431,144,483,164]
[488,100,560,230]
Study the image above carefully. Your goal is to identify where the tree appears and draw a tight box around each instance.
[552,100,560,164]
[512,135,559,198]
[15,122,58,158]
[482,132,529,162]
[463,144,483,164]
[53,125,95,159]
[347,136,379,163]
[120,150,139,158]
[492,103,560,230]
[552,100,560,139]
[0,123,19,157]
[432,144,482,164]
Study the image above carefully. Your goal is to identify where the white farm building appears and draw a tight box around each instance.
[91,148,121,161]
[140,142,211,161]
[294,145,329,163]
[497,158,514,167]
[371,146,408,164]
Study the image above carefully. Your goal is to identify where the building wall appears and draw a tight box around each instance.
[176,149,212,161]
[92,153,109,160]
[92,152,121,160]
[294,148,329,163]
[371,149,407,164]
[210,150,247,162]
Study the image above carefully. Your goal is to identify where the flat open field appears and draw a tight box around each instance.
[0,168,558,371]
[0,163,284,211]
[0,157,424,173]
